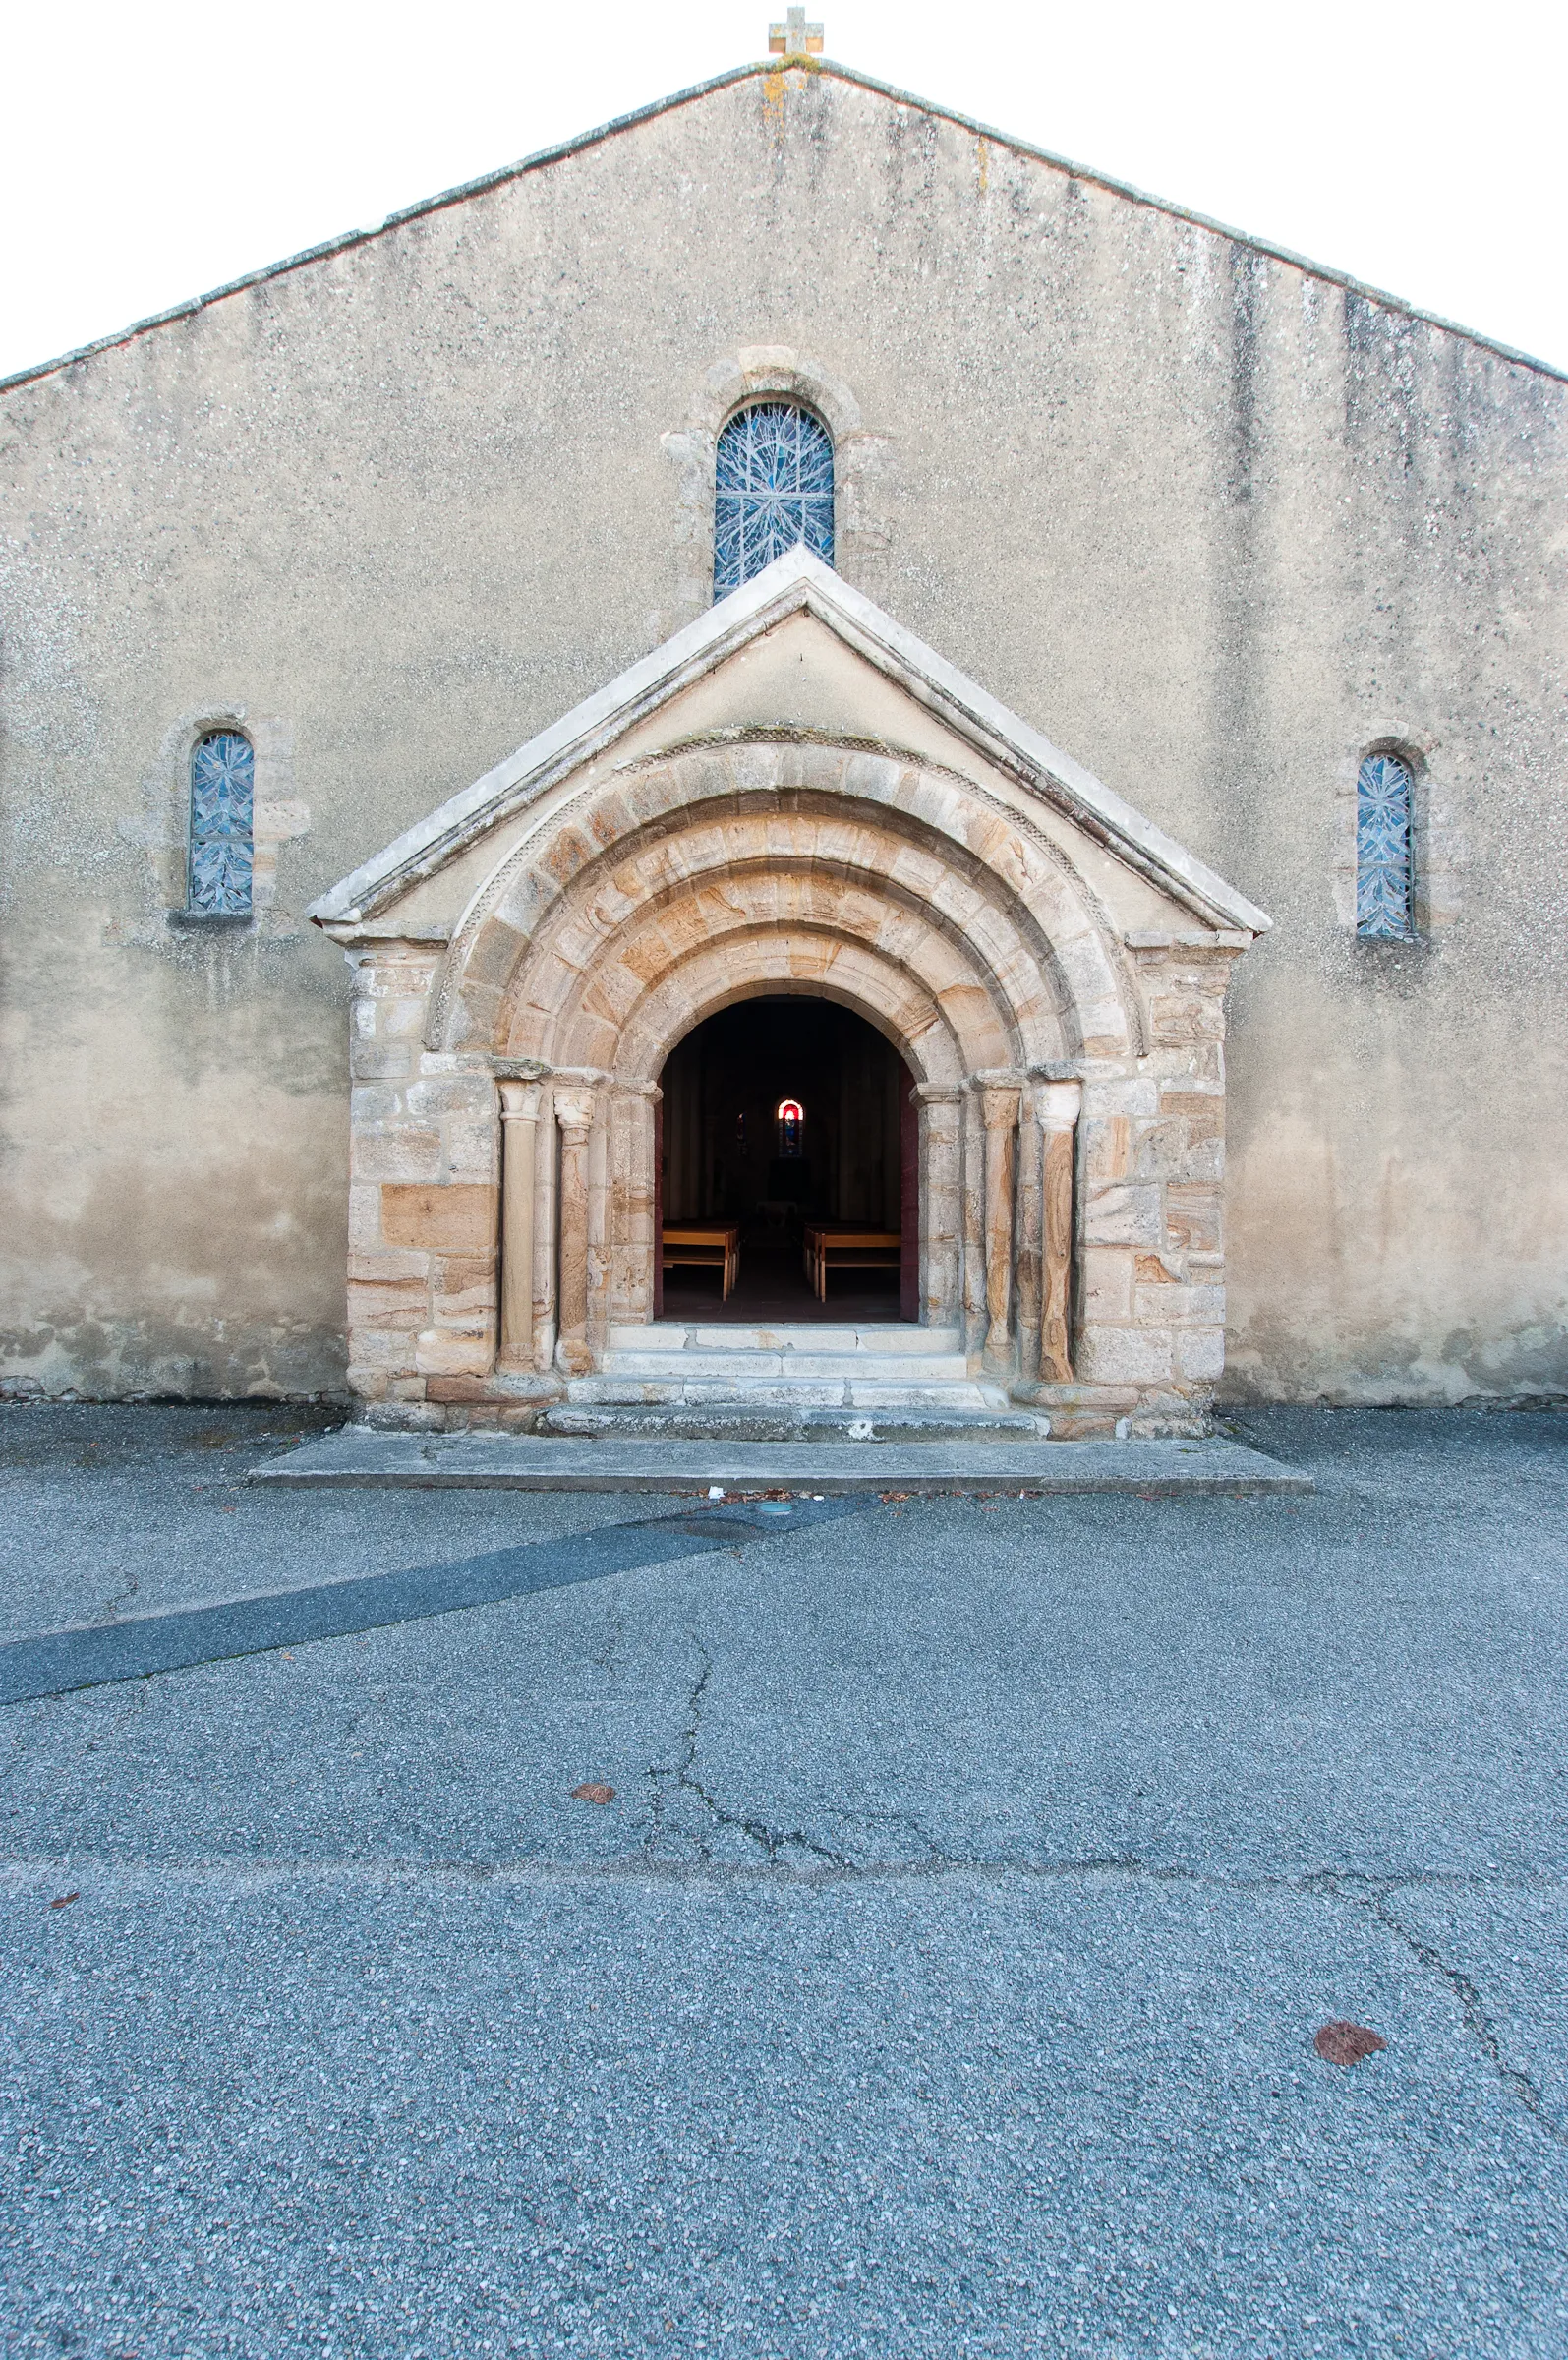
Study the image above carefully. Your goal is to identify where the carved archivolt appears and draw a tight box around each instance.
[432,737,1139,1075]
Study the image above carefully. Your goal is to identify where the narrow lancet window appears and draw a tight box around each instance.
[776,1098,804,1157]
[189,730,255,916]
[714,402,834,596]
[1355,751,1414,939]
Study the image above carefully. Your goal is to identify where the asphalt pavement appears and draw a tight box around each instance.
[2,1402,1565,2357]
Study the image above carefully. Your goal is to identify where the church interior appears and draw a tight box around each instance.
[657,996,915,1323]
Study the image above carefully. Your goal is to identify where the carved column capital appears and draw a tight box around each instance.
[554,1089,596,1139]
[978,1084,1022,1132]
[1033,1080,1082,1131]
[498,1080,543,1123]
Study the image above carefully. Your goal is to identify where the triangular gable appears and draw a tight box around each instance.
[6,59,1553,398]
[309,546,1269,937]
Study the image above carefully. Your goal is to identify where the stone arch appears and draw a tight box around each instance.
[426,736,1149,1378]
[515,873,1035,1081]
[433,738,1137,1068]
[596,927,971,1090]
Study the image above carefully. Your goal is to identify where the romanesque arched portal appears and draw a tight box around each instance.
[314,550,1266,1437]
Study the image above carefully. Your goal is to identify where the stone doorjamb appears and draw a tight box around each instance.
[335,932,1251,1438]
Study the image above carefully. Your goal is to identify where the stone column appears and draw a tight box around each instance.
[610,1083,662,1328]
[553,1087,596,1376]
[496,1081,542,1369]
[586,1099,611,1359]
[979,1084,1021,1373]
[914,1085,963,1328]
[1035,1080,1082,1385]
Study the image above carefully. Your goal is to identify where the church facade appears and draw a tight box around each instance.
[2,49,1564,1421]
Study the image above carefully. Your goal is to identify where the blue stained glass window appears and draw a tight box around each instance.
[1355,751,1415,939]
[777,1098,804,1157]
[189,730,255,916]
[714,402,834,596]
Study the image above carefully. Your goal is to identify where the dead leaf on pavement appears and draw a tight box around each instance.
[1314,2020,1387,2065]
[571,1782,616,1805]
[49,1893,80,1910]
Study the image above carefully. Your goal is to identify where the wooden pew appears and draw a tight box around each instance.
[662,1222,741,1301]
[802,1225,901,1302]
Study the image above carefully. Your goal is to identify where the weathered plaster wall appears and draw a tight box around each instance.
[1,62,1563,1398]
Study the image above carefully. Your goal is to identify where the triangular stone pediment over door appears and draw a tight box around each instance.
[312,549,1268,1439]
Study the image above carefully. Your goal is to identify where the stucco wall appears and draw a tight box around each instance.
[1,61,1564,1400]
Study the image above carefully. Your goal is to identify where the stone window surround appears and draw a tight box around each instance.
[662,345,894,621]
[144,705,309,937]
[1331,725,1458,941]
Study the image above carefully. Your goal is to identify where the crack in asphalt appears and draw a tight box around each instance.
[95,1573,139,1624]
[629,1657,1568,2140]
[1308,1875,1566,2143]
[5,1842,1561,2138]
[644,1647,853,1869]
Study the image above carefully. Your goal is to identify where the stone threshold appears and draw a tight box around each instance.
[252,1431,1311,1495]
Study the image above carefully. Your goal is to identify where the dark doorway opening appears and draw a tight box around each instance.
[658,997,916,1323]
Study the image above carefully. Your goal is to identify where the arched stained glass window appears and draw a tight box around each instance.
[189,730,255,916]
[1356,751,1415,939]
[714,402,834,597]
[776,1098,804,1157]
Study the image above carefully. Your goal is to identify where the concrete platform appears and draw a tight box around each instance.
[251,1428,1311,1495]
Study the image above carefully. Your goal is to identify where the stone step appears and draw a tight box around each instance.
[597,1350,974,1384]
[565,1377,1009,1412]
[606,1323,965,1358]
[255,1431,1315,1497]
[541,1404,1048,1445]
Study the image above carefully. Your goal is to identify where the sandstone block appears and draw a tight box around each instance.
[354,1128,442,1183]
[433,1282,497,1322]
[435,1257,493,1293]
[1082,1114,1131,1183]
[1086,1077,1159,1116]
[348,1248,429,1282]
[353,1044,413,1081]
[1076,1327,1174,1384]
[1159,1092,1225,1139]
[348,1276,428,1330]
[348,1184,386,1251]
[349,1328,420,1370]
[351,1086,404,1127]
[1135,1281,1224,1326]
[1081,1183,1163,1247]
[1172,1138,1225,1184]
[414,1328,494,1376]
[1132,1120,1185,1180]
[1080,1247,1132,1321]
[1147,994,1225,1045]
[382,998,429,1040]
[1022,1383,1139,1410]
[407,1078,494,1120]
[1165,1186,1221,1254]
[442,1117,498,1180]
[1175,1327,1226,1381]
[381,1183,497,1255]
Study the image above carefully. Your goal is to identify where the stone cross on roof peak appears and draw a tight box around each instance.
[769,7,824,55]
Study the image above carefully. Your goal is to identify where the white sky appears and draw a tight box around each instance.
[3,0,1563,385]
